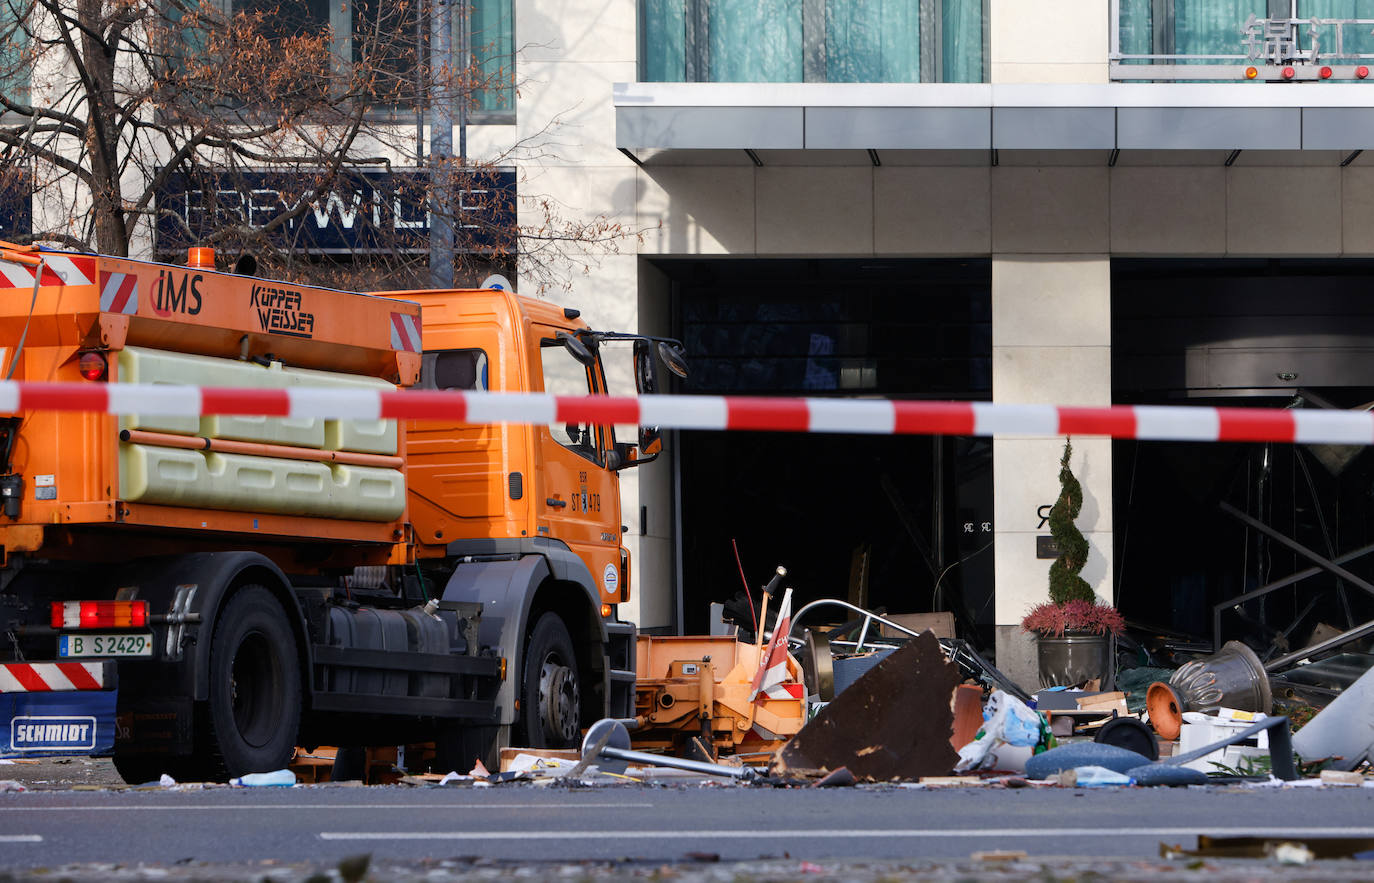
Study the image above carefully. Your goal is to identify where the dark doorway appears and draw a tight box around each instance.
[1113,259,1374,656]
[657,258,996,647]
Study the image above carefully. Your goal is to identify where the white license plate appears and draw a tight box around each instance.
[59,633,153,658]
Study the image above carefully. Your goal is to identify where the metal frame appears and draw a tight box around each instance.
[1216,501,1374,671]
[784,598,1028,700]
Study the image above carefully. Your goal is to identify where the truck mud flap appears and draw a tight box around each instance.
[605,620,637,720]
[2,690,117,757]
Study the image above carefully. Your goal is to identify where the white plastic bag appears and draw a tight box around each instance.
[954,690,1045,773]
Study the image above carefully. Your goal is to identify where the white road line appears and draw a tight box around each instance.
[0,802,653,813]
[0,835,42,843]
[320,826,1374,842]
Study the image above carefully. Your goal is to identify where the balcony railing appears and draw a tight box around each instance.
[1112,0,1374,82]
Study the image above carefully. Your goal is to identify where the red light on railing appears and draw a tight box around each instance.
[1282,67,1296,80]
[1321,66,1333,79]
[1359,66,1370,79]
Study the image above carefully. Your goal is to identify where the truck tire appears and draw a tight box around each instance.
[202,585,301,780]
[519,612,581,749]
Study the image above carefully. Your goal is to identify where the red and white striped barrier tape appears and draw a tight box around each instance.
[0,662,106,693]
[0,381,1369,444]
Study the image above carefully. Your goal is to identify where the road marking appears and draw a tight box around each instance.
[0,802,654,813]
[0,835,42,843]
[320,826,1374,842]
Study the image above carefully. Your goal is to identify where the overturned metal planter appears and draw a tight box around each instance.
[1147,640,1272,740]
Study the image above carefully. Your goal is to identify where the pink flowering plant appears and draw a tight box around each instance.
[1020,599,1125,638]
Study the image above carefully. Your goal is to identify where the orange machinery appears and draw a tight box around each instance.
[628,635,807,759]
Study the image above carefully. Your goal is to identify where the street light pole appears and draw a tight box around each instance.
[428,0,455,288]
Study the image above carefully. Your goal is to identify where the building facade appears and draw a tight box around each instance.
[522,0,1374,687]
[13,0,1374,688]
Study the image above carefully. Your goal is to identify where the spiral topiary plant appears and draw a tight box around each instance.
[1047,438,1094,606]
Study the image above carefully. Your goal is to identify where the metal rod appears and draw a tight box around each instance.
[1264,616,1374,672]
[789,598,923,641]
[1220,502,1374,602]
[597,745,761,780]
[854,615,873,653]
[1211,538,1374,651]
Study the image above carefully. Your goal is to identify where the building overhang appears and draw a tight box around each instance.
[614,83,1374,167]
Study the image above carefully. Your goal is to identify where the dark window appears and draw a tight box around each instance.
[420,348,489,390]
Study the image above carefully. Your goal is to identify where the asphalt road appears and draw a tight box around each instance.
[3,781,1374,870]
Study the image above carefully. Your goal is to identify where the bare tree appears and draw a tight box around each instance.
[0,0,639,291]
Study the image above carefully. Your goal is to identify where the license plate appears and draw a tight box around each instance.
[59,633,153,658]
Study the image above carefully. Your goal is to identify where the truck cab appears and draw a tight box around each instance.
[377,286,682,753]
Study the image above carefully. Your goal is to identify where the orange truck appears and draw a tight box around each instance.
[0,242,684,782]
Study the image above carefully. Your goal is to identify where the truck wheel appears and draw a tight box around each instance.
[519,613,580,748]
[203,585,301,780]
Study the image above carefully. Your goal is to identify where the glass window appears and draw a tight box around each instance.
[1173,0,1265,59]
[470,0,514,114]
[640,0,985,83]
[1299,1,1374,61]
[420,349,489,390]
[234,0,333,42]
[825,0,918,83]
[540,338,600,463]
[0,0,29,103]
[197,1,513,118]
[709,0,802,82]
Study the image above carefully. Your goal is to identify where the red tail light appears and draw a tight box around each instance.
[1359,66,1370,79]
[52,600,149,629]
[1282,67,1296,80]
[78,351,108,381]
[1320,66,1333,79]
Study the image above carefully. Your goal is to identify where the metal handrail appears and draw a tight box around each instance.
[785,597,1031,702]
[787,598,923,654]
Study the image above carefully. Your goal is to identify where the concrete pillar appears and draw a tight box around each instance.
[989,0,1108,84]
[991,255,1113,691]
[621,259,677,632]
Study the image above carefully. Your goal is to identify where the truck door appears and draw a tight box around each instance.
[535,329,623,603]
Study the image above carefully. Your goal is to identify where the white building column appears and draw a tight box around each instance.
[991,255,1113,690]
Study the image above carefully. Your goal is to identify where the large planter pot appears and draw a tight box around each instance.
[1036,632,1113,689]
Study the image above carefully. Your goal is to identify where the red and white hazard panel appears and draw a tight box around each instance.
[0,254,96,289]
[390,311,422,353]
[0,662,107,692]
[99,271,139,314]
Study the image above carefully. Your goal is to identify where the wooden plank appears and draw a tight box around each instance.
[499,747,580,772]
[880,612,956,639]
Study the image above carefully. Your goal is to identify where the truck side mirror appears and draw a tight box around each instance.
[613,338,685,470]
[657,341,688,379]
[557,330,595,367]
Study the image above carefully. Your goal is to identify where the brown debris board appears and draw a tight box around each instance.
[773,630,960,781]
